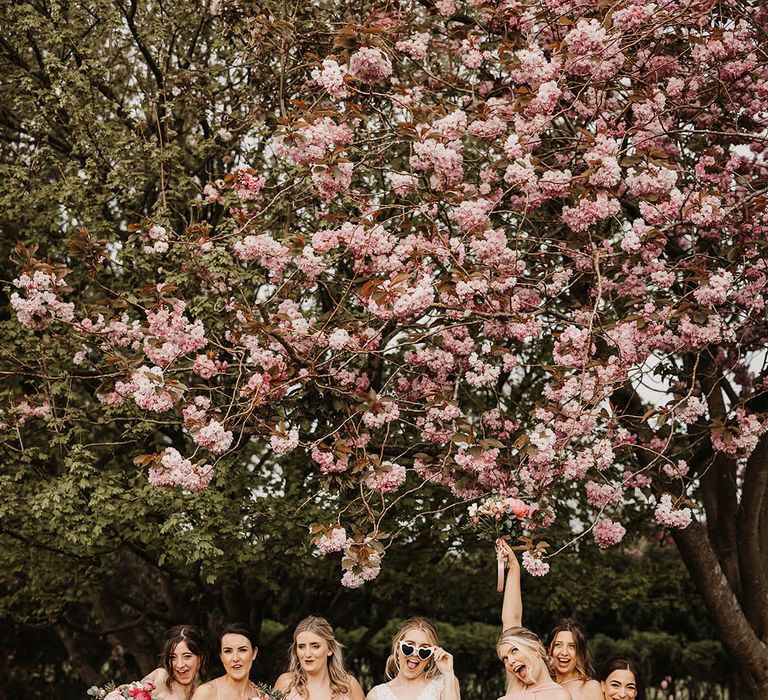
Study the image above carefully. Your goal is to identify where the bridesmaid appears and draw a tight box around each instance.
[192,623,259,700]
[142,624,207,700]
[275,616,364,700]
[366,617,460,700]
[496,627,569,700]
[599,659,645,700]
[497,540,602,700]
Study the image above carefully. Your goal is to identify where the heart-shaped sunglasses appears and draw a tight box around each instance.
[399,641,434,660]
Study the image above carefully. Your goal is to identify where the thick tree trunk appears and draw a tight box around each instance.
[671,521,768,695]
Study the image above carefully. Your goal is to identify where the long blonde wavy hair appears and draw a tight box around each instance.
[285,616,352,698]
[385,617,441,681]
[497,626,554,688]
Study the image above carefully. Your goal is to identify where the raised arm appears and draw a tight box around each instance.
[435,648,460,700]
[497,538,522,629]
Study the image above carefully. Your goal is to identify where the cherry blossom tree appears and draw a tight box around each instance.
[4,0,768,695]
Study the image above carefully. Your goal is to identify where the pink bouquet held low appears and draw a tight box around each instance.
[87,680,158,700]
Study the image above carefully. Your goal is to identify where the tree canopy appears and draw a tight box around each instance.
[2,0,768,696]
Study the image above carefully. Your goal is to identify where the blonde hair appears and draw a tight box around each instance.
[286,616,352,698]
[497,626,554,686]
[385,617,440,681]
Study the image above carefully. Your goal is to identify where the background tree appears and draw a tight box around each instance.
[2,0,768,697]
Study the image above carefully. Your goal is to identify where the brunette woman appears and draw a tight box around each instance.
[598,658,645,700]
[142,624,207,700]
[192,623,259,700]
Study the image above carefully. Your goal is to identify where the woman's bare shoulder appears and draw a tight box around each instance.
[579,680,603,700]
[191,678,219,700]
[275,673,293,692]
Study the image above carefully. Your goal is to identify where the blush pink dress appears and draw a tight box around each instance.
[497,680,565,700]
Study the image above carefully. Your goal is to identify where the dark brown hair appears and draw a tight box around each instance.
[218,622,258,651]
[160,624,207,700]
[599,657,646,700]
[547,618,596,680]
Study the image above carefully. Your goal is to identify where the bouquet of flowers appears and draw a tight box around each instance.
[468,494,534,591]
[87,680,158,700]
[468,495,532,538]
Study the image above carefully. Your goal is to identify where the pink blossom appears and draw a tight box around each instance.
[341,569,365,588]
[553,325,595,366]
[561,192,621,232]
[435,0,458,16]
[522,550,550,576]
[711,408,767,458]
[328,328,352,350]
[143,300,207,366]
[362,400,400,429]
[11,270,75,330]
[468,116,507,139]
[389,172,419,196]
[116,365,180,413]
[365,461,407,492]
[693,269,734,306]
[273,117,353,165]
[148,447,213,491]
[348,47,392,83]
[450,198,493,231]
[510,46,561,86]
[143,225,170,254]
[585,481,621,507]
[192,354,227,379]
[232,166,266,201]
[311,444,349,473]
[395,32,430,61]
[15,399,51,424]
[433,110,468,140]
[311,162,353,200]
[410,140,464,190]
[626,165,678,197]
[311,58,349,98]
[529,80,561,115]
[193,419,233,454]
[314,526,349,554]
[654,494,692,529]
[663,460,689,479]
[674,396,707,424]
[233,234,291,275]
[203,183,223,204]
[594,519,627,548]
[271,428,299,454]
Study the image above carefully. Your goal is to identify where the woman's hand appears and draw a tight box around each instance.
[496,538,518,567]
[433,647,454,676]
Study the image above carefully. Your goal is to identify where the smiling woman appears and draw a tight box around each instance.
[497,541,602,700]
[274,616,364,700]
[598,659,646,700]
[141,625,207,700]
[191,623,259,700]
[366,618,460,700]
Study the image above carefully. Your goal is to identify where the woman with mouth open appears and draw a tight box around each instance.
[366,617,460,700]
[496,627,570,700]
[141,624,208,700]
[192,623,260,700]
[598,658,645,700]
[274,616,365,700]
[497,540,602,700]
